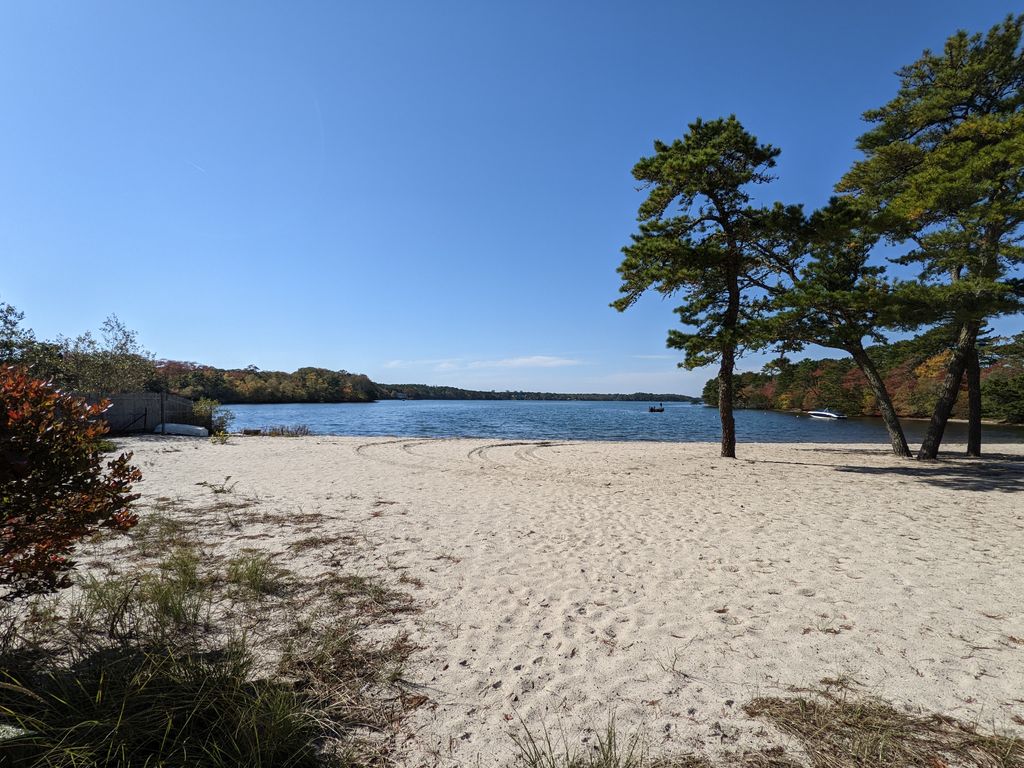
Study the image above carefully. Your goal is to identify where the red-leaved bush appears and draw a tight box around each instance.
[1,366,141,600]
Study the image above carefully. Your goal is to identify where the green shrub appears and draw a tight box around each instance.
[261,424,312,437]
[193,397,235,434]
[982,373,1024,423]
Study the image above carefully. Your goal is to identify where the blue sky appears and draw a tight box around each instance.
[2,1,1021,395]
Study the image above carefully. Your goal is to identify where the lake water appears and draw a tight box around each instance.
[224,400,1024,445]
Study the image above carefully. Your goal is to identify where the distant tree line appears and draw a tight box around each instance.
[380,384,698,402]
[156,361,381,404]
[159,369,699,404]
[0,305,700,405]
[701,329,1024,424]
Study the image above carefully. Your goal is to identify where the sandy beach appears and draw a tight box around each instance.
[112,435,1024,765]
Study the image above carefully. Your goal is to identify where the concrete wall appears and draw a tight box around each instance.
[88,392,204,434]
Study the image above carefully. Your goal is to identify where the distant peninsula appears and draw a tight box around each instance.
[380,383,699,402]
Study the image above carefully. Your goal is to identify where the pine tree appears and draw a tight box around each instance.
[614,117,793,458]
[768,199,921,457]
[838,15,1024,458]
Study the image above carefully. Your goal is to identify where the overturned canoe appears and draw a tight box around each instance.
[153,423,209,437]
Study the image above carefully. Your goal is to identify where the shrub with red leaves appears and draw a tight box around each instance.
[1,366,141,600]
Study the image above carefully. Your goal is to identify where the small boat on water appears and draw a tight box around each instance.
[806,409,847,420]
[649,403,665,413]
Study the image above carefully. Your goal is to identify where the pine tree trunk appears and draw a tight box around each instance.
[718,345,736,459]
[719,259,740,459]
[966,345,981,457]
[917,321,980,460]
[849,345,911,458]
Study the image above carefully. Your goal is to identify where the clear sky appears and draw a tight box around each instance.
[2,1,1021,395]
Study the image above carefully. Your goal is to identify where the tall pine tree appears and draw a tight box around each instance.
[614,117,792,458]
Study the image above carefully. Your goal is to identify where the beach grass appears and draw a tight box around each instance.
[259,424,314,437]
[510,691,1023,768]
[331,574,416,619]
[512,720,650,768]
[0,504,418,767]
[743,691,1024,768]
[226,550,291,597]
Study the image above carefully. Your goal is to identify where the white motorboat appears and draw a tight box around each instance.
[806,409,847,420]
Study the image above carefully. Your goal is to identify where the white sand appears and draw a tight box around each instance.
[116,435,1024,765]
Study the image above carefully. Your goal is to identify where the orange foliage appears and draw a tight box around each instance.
[1,366,141,600]
[842,367,868,391]
[913,351,952,381]
[801,387,822,410]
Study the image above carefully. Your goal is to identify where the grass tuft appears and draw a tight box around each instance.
[130,510,195,556]
[227,551,290,597]
[513,719,648,768]
[197,476,238,494]
[332,575,415,617]
[261,424,313,437]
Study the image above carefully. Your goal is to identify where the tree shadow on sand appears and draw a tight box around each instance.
[757,451,1024,493]
[832,453,1024,493]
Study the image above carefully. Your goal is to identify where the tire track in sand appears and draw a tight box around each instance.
[466,441,563,466]
[353,438,455,473]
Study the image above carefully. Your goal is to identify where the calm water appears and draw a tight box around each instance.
[225,400,1024,445]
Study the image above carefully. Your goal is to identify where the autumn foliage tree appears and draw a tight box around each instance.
[1,367,141,600]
